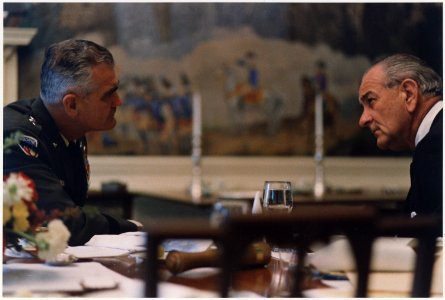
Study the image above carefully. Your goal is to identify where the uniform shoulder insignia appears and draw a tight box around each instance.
[18,135,39,158]
[28,116,37,126]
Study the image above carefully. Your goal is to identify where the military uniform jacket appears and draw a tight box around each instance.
[3,98,137,245]
[405,109,443,229]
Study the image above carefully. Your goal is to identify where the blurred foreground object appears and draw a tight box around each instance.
[165,241,271,274]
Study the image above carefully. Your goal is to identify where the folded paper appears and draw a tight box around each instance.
[3,262,136,294]
[307,237,416,272]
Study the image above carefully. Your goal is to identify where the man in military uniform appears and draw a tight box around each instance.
[4,39,142,246]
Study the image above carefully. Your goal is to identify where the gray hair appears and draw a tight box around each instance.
[40,39,114,105]
[376,53,442,98]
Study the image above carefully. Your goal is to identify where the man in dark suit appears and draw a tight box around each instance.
[358,54,442,227]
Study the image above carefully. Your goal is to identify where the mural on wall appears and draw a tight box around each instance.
[101,35,368,156]
[5,2,442,156]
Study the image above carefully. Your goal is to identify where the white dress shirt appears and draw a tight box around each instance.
[415,100,443,147]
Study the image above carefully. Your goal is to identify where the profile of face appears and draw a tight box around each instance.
[358,64,412,151]
[76,63,122,132]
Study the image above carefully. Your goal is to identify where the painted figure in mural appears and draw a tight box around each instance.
[133,78,160,154]
[112,74,193,155]
[238,51,263,105]
[358,53,442,229]
[222,52,283,135]
[113,77,158,154]
[157,76,193,154]
[157,74,194,154]
[154,76,177,154]
[314,60,328,94]
[3,39,142,245]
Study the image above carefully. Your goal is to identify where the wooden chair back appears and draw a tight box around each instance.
[220,205,377,297]
[143,206,440,297]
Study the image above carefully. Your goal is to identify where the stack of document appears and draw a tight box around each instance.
[3,261,144,297]
[64,232,214,259]
[304,236,443,297]
[64,231,147,258]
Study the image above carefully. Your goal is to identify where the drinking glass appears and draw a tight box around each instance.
[262,181,293,214]
[262,181,296,272]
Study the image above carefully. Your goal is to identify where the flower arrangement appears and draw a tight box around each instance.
[3,132,71,262]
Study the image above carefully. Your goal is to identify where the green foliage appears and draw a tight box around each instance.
[3,131,24,153]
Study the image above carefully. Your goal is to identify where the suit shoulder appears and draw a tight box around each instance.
[4,99,42,136]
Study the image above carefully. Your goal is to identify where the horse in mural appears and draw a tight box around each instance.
[222,62,284,135]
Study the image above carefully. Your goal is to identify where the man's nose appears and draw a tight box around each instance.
[114,94,123,107]
[358,110,371,128]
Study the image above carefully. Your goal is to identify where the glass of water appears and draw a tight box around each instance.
[262,181,296,272]
[262,181,293,214]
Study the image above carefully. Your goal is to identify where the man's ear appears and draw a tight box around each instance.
[62,93,79,118]
[400,79,419,113]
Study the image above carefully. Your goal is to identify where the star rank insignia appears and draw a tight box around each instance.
[18,135,39,158]
[28,116,37,126]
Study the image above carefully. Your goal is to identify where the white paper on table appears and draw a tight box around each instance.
[303,288,354,298]
[82,278,144,298]
[303,275,354,298]
[346,249,443,296]
[348,271,413,296]
[3,262,141,296]
[346,272,441,297]
[162,239,213,252]
[4,247,35,258]
[65,245,130,258]
[85,232,146,252]
[158,282,263,298]
[322,279,354,291]
[307,237,416,272]
[171,267,220,279]
[93,280,262,298]
[158,282,217,298]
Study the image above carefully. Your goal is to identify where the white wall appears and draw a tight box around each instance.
[88,156,410,196]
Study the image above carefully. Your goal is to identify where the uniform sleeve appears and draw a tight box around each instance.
[3,129,138,246]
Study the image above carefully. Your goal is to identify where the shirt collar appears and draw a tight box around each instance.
[60,134,78,147]
[415,100,443,146]
[60,134,70,147]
